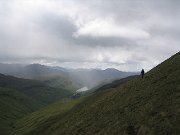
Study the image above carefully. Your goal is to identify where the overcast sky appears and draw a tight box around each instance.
[0,0,179,71]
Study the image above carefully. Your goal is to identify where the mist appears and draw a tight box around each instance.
[0,0,180,71]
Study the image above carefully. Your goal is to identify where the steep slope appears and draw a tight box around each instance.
[0,87,43,135]
[91,75,138,93]
[0,74,72,104]
[11,77,133,135]
[12,98,84,135]
[13,52,180,135]
[0,73,73,135]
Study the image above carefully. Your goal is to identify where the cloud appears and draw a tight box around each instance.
[73,18,150,39]
[0,0,179,71]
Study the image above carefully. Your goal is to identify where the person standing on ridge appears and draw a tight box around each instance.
[141,69,145,79]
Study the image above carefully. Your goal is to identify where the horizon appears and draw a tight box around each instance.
[0,0,180,71]
[0,62,141,72]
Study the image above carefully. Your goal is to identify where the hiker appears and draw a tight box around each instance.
[141,69,145,79]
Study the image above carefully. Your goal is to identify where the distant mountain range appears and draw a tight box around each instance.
[68,67,138,88]
[0,63,138,90]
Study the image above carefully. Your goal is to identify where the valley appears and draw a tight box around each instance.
[0,64,137,135]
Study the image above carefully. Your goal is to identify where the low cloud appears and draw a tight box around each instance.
[0,0,179,71]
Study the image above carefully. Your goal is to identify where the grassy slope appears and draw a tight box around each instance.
[12,98,84,135]
[0,87,43,135]
[13,52,180,135]
[0,74,73,135]
[0,74,72,104]
[94,75,138,92]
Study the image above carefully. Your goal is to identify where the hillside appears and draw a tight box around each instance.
[92,75,138,93]
[24,64,81,92]
[0,87,43,135]
[0,64,81,92]
[0,73,73,135]
[11,98,85,135]
[12,52,180,135]
[0,74,72,104]
[33,74,81,93]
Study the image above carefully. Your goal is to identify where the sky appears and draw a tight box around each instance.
[0,0,179,71]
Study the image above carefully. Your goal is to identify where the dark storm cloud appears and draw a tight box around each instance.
[0,0,179,71]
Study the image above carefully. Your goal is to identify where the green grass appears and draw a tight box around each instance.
[12,98,85,135]
[0,87,43,135]
[12,52,180,135]
[0,74,72,104]
[0,73,74,135]
[93,75,138,92]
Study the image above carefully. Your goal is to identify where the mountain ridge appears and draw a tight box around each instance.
[0,63,137,90]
